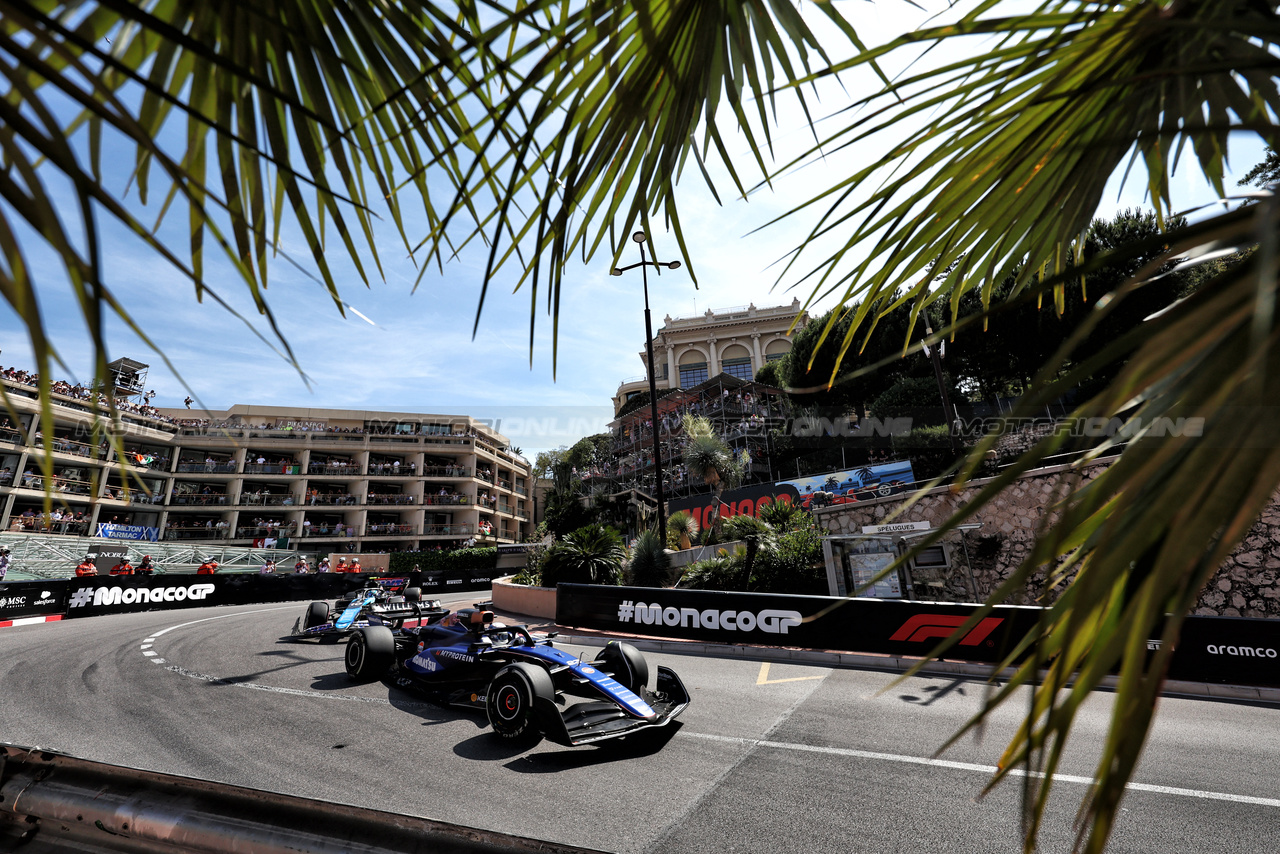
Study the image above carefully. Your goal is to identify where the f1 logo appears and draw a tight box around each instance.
[889,614,1004,646]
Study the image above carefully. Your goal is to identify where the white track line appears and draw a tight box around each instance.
[685,733,1280,809]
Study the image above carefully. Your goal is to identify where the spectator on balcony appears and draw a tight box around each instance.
[75,556,97,577]
[0,467,12,485]
[110,557,134,576]
[204,456,215,472]
[136,555,156,575]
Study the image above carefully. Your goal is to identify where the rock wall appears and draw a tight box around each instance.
[816,462,1280,618]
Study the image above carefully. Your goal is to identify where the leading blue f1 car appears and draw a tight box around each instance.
[344,605,690,747]
[291,577,447,642]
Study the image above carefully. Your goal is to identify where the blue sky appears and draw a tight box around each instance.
[0,1,1269,458]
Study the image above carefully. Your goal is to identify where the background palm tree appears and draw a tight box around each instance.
[9,1,1280,850]
[666,510,699,551]
[681,413,748,534]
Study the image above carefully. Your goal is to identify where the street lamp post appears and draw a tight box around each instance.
[921,322,960,455]
[611,231,682,536]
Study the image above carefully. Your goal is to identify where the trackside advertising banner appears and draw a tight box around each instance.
[556,584,1041,665]
[62,574,372,618]
[556,584,1280,687]
[0,581,67,620]
[416,568,496,594]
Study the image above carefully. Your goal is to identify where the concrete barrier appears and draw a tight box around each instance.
[491,576,557,620]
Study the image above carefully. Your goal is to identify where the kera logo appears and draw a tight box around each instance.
[889,614,1004,646]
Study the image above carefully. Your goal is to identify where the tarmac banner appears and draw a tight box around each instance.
[0,581,67,620]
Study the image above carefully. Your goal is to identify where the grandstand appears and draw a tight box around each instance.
[0,533,308,581]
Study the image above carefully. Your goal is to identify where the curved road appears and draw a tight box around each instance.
[2,594,1279,852]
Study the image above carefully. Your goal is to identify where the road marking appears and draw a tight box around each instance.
[148,605,298,638]
[684,733,1280,809]
[162,664,433,708]
[756,662,827,685]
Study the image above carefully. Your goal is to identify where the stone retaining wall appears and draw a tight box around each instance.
[816,461,1280,618]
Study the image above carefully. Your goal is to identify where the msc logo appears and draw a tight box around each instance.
[889,614,1004,646]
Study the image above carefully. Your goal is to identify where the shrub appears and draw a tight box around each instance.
[539,524,625,587]
[627,529,670,588]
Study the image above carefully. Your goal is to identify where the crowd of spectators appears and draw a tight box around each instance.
[7,507,91,535]
[2,365,177,425]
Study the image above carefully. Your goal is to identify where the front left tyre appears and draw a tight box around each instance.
[345,626,395,682]
[485,663,553,746]
[304,601,329,629]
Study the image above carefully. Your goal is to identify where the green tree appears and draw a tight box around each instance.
[12,2,1280,850]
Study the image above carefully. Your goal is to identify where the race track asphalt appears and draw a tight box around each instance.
[2,592,1278,853]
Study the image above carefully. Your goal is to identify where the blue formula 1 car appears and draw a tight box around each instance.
[344,605,690,747]
[291,577,447,643]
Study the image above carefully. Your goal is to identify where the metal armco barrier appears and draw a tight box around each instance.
[0,743,605,854]
[556,584,1280,689]
[0,571,497,621]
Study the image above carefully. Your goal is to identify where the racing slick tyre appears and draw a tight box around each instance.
[486,663,553,746]
[304,602,329,629]
[404,587,422,602]
[345,626,396,682]
[595,641,649,694]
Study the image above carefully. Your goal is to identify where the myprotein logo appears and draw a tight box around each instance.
[889,614,1004,647]
[616,600,803,634]
[67,583,216,609]
[1206,644,1278,658]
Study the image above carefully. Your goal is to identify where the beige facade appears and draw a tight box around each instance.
[0,388,533,551]
[612,299,809,415]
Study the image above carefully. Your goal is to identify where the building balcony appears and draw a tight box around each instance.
[307,462,358,475]
[363,523,416,536]
[0,426,24,445]
[423,523,473,536]
[243,463,301,475]
[170,493,229,506]
[238,493,299,507]
[365,494,415,506]
[164,526,229,540]
[176,462,236,473]
[305,493,358,506]
[423,494,468,506]
[421,465,470,478]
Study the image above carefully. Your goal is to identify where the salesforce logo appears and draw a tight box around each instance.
[1206,644,1278,658]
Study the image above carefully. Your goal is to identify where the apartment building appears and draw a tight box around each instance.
[0,378,534,550]
[611,298,809,416]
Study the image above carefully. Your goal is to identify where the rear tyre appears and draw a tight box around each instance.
[485,663,552,745]
[595,641,650,694]
[404,587,422,602]
[345,626,395,682]
[304,601,329,629]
